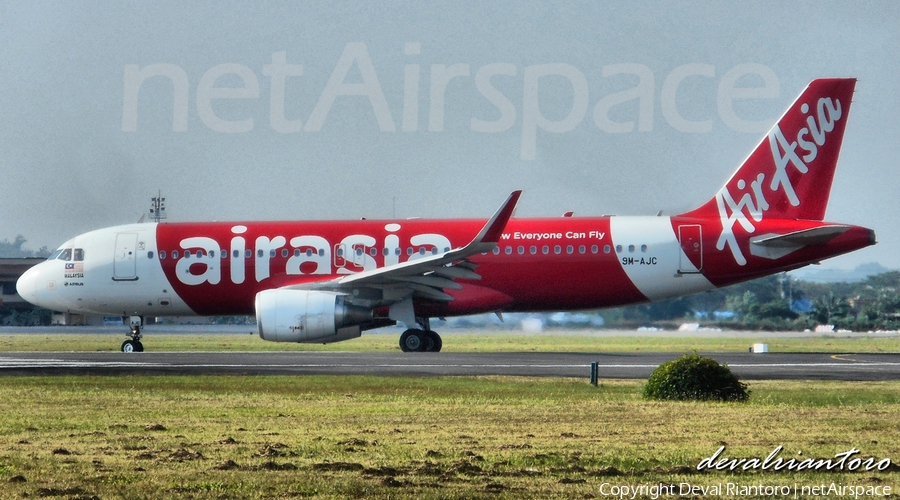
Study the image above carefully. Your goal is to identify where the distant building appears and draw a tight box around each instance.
[0,258,43,309]
[0,257,105,326]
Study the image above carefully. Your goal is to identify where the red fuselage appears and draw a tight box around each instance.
[153,216,874,317]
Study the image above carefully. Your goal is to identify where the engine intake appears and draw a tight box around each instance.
[255,289,373,343]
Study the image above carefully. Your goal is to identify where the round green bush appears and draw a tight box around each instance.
[643,353,750,402]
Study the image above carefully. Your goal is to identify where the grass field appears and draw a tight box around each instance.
[1,331,898,498]
[1,329,899,353]
[0,376,898,499]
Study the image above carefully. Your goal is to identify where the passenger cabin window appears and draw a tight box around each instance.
[147,251,154,259]
[159,250,167,259]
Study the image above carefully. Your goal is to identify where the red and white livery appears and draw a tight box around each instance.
[17,78,875,352]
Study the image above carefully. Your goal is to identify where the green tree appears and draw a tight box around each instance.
[811,294,853,325]
[0,236,50,258]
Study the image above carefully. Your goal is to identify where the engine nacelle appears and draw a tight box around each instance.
[255,289,373,343]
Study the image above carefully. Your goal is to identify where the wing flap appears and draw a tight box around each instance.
[388,275,464,290]
[404,282,455,301]
[431,265,481,280]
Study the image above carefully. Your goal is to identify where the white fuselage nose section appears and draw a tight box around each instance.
[15,224,193,317]
[15,264,40,305]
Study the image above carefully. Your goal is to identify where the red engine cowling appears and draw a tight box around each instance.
[255,289,372,343]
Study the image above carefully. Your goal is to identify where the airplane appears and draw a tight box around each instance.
[17,78,875,353]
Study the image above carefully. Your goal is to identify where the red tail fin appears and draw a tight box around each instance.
[682,78,856,221]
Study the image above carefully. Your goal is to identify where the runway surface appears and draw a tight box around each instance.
[1,351,899,380]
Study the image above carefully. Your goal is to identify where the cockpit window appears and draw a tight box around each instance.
[53,248,84,261]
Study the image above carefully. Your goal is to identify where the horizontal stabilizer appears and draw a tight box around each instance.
[750,225,850,260]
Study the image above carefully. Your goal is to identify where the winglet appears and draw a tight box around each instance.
[475,190,521,245]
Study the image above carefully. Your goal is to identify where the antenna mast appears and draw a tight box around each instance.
[150,190,167,223]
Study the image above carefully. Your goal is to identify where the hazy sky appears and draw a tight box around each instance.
[2,1,898,270]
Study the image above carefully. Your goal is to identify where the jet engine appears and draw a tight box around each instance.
[255,289,373,343]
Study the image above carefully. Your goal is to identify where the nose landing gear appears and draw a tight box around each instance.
[121,339,143,353]
[121,315,144,353]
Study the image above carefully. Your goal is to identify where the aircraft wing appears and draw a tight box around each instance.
[286,191,521,303]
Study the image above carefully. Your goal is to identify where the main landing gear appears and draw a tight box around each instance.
[399,318,443,352]
[121,315,144,353]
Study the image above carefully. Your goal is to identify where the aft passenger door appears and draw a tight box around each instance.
[677,225,703,274]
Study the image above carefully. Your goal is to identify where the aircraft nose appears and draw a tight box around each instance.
[16,265,41,304]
